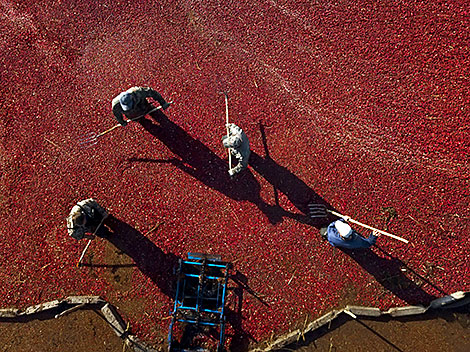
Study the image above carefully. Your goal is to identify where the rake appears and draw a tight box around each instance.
[216,75,232,171]
[77,214,108,268]
[223,92,232,170]
[308,203,409,244]
[78,102,171,147]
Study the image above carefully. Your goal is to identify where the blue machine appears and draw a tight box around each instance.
[168,253,231,352]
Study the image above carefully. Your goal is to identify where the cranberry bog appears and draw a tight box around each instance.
[0,0,468,349]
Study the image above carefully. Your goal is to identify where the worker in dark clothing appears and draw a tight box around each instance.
[112,86,170,126]
[320,219,380,249]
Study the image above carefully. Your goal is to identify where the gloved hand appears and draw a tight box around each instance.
[162,102,170,110]
[372,230,381,237]
[228,168,236,177]
[221,135,231,149]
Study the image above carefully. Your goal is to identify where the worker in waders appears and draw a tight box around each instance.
[320,220,380,249]
[66,199,109,240]
[112,86,170,126]
[221,123,251,177]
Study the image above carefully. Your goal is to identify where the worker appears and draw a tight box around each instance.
[221,123,251,176]
[66,199,109,241]
[320,219,380,249]
[112,86,170,126]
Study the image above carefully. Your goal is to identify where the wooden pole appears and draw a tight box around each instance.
[224,94,232,169]
[76,215,108,267]
[328,210,409,244]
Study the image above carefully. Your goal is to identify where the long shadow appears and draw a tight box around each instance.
[104,216,179,298]
[248,123,334,228]
[340,246,440,305]
[374,246,448,297]
[134,111,301,224]
[225,271,260,352]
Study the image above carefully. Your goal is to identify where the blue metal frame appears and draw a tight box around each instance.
[168,253,231,352]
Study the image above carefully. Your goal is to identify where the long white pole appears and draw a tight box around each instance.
[328,210,409,244]
[76,216,108,267]
[224,94,232,169]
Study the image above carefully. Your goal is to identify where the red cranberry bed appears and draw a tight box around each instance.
[1,0,468,347]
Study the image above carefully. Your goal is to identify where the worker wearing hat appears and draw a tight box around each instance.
[221,123,251,176]
[112,86,170,126]
[321,220,380,249]
[66,199,109,241]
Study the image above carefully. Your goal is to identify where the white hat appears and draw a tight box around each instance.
[335,221,353,239]
[119,92,135,111]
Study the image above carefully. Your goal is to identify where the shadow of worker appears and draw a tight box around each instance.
[248,123,333,228]
[340,245,440,305]
[104,215,179,298]
[225,271,263,351]
[133,110,282,224]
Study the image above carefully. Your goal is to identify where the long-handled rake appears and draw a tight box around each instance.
[76,215,108,268]
[79,102,172,147]
[223,92,232,170]
[216,74,232,171]
[308,203,409,244]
